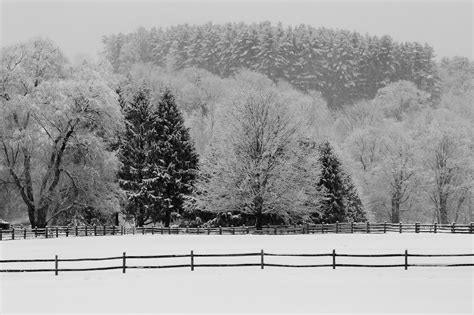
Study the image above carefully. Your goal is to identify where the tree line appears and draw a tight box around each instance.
[103,22,440,109]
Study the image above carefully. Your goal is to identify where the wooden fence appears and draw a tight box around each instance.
[0,249,472,275]
[1,222,473,241]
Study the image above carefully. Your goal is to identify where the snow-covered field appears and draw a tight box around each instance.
[1,234,473,314]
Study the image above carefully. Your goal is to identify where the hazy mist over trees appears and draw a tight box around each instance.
[1,22,473,226]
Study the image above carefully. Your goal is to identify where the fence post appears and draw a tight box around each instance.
[434,222,437,233]
[75,226,78,237]
[85,226,88,236]
[66,227,69,237]
[470,222,473,234]
[94,225,97,236]
[55,255,58,276]
[399,222,402,233]
[404,250,408,270]
[56,226,59,238]
[0,229,2,241]
[335,221,339,234]
[122,252,126,273]
[383,222,387,233]
[451,222,455,233]
[274,227,277,235]
[415,222,419,233]
[351,222,354,233]
[12,227,15,240]
[366,222,370,234]
[112,226,116,235]
[35,227,37,238]
[219,226,222,235]
[103,225,106,236]
[24,228,26,239]
[142,227,145,235]
[260,249,264,269]
[191,250,194,271]
[321,223,324,234]
[232,226,235,235]
[332,249,336,269]
[207,228,210,235]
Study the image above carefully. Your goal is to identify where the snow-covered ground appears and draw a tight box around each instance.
[1,234,473,314]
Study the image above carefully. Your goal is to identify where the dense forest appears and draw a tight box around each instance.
[1,22,473,228]
[103,22,440,108]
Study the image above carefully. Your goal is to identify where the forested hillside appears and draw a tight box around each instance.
[102,22,440,108]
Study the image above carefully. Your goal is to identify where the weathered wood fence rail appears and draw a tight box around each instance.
[1,222,473,241]
[0,250,472,275]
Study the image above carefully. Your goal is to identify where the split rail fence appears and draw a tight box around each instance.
[1,222,473,241]
[0,249,473,275]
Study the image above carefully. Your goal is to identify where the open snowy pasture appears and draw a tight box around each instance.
[1,234,473,314]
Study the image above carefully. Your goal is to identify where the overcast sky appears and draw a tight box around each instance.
[1,0,472,61]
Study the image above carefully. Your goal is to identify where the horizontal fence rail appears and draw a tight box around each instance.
[0,249,472,275]
[0,222,473,241]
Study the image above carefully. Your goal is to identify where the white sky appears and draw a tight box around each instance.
[1,0,472,61]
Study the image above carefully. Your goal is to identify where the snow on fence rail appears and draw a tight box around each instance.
[0,250,473,275]
[0,222,473,241]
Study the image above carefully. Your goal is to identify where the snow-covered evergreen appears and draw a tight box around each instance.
[117,87,156,226]
[149,90,199,227]
[118,88,198,227]
[315,141,366,223]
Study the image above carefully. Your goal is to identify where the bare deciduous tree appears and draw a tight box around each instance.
[198,71,309,229]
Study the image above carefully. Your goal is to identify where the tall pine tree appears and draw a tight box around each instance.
[149,90,199,227]
[315,141,346,223]
[117,87,156,226]
[315,141,366,223]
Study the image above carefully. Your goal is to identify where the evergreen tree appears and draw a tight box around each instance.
[117,88,156,226]
[149,90,199,227]
[316,141,367,223]
[342,173,367,222]
[315,141,347,223]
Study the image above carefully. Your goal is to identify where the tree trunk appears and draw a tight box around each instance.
[27,205,36,228]
[136,216,145,227]
[254,196,263,230]
[255,212,263,230]
[439,194,448,224]
[391,196,400,223]
[36,205,48,228]
[114,212,119,226]
[164,210,171,227]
